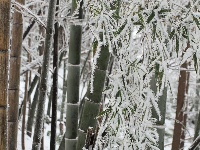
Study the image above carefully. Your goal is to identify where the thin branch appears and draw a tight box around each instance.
[188,135,200,150]
[12,1,46,28]
[23,10,41,40]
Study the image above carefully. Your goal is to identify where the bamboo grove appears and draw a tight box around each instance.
[1,0,200,150]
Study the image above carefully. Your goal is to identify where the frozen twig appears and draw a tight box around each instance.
[188,135,200,150]
[12,1,46,28]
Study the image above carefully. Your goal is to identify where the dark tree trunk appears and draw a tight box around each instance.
[50,0,59,149]
[32,0,57,148]
[172,43,190,150]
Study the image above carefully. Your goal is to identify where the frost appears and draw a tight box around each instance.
[84,0,200,149]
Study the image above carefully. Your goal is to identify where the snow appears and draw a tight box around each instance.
[11,0,200,149]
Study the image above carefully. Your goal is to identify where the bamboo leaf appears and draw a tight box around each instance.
[176,35,179,57]
[115,20,127,35]
[193,15,200,30]
[152,22,156,41]
[147,11,155,23]
[169,29,175,39]
[137,25,144,33]
[138,13,144,23]
[182,26,188,39]
[133,21,143,26]
[158,9,171,14]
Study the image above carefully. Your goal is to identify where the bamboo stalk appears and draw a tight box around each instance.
[65,0,83,149]
[0,0,11,149]
[32,0,57,148]
[76,34,110,149]
[50,0,59,149]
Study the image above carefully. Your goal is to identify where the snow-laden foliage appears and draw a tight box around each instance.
[83,0,200,149]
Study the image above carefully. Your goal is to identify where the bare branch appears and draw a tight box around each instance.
[188,135,200,150]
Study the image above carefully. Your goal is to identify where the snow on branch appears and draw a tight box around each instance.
[12,1,46,29]
[84,0,200,149]
[20,55,43,75]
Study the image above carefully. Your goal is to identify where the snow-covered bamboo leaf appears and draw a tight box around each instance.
[193,15,200,30]
[147,11,155,23]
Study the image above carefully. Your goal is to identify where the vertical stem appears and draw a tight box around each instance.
[40,123,44,150]
[60,59,67,122]
[47,87,52,117]
[32,0,57,148]
[76,34,110,149]
[27,25,44,137]
[65,0,83,149]
[28,43,32,117]
[26,84,39,137]
[150,74,167,150]
[8,0,23,149]
[22,60,29,150]
[50,0,59,149]
[172,61,189,150]
[0,0,11,149]
[172,43,190,150]
[194,71,200,144]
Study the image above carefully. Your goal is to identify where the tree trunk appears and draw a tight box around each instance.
[171,54,190,150]
[50,0,59,149]
[65,0,83,149]
[76,34,110,149]
[32,0,57,148]
[0,1,11,149]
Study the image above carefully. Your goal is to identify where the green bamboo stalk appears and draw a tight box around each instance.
[32,0,57,148]
[58,132,65,150]
[76,1,121,148]
[65,0,83,149]
[150,74,167,150]
[76,34,110,149]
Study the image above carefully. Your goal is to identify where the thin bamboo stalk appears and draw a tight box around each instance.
[32,0,57,148]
